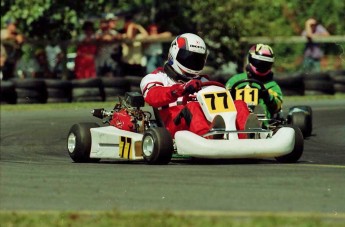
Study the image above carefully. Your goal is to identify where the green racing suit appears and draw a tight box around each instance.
[225,72,283,123]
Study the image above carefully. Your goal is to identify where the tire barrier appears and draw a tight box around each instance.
[45,79,72,103]
[101,77,130,102]
[1,70,344,105]
[124,75,143,93]
[330,70,345,94]
[275,73,305,96]
[303,72,334,95]
[71,78,105,102]
[12,78,47,104]
[0,80,17,104]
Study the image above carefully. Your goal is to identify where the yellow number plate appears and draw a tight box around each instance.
[119,136,132,159]
[235,87,259,105]
[202,91,236,114]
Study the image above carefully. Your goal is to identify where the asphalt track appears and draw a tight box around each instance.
[1,99,345,216]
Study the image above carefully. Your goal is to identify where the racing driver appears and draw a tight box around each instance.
[225,44,283,123]
[140,33,251,138]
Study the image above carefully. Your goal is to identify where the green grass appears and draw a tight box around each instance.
[1,210,345,227]
[1,94,344,112]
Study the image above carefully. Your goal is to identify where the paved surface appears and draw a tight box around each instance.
[0,99,344,214]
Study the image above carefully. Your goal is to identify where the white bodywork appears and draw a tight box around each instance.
[175,127,294,159]
[89,125,295,160]
[90,126,143,160]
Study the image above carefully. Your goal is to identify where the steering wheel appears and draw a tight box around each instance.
[228,78,267,99]
[182,80,225,105]
[201,81,225,88]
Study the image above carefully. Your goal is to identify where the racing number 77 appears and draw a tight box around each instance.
[204,92,228,110]
[119,136,132,159]
[203,91,236,113]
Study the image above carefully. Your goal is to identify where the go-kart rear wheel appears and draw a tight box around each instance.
[67,123,100,163]
[275,125,304,163]
[142,127,173,165]
[290,111,312,138]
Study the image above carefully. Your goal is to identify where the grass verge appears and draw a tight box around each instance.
[1,210,345,227]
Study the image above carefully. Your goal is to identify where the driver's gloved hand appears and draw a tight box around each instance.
[170,79,202,97]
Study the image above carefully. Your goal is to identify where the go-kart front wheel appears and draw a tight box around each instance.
[275,125,304,163]
[142,127,173,165]
[67,123,100,163]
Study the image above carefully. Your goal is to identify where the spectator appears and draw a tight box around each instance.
[0,44,7,80]
[95,18,122,77]
[74,21,98,79]
[144,24,172,74]
[0,19,24,80]
[31,48,56,78]
[45,42,64,78]
[121,16,149,76]
[301,18,330,73]
[106,13,124,76]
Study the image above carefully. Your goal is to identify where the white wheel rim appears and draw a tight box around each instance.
[143,136,154,157]
[67,133,76,153]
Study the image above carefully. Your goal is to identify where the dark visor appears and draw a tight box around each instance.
[251,58,273,72]
[176,49,206,71]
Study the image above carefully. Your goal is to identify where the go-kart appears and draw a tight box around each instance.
[67,81,303,164]
[229,78,313,138]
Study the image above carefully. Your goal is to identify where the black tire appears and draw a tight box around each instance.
[302,72,331,81]
[13,79,47,103]
[45,79,72,89]
[72,87,105,102]
[101,77,130,87]
[280,88,304,96]
[130,85,141,93]
[45,79,72,102]
[67,123,100,163]
[288,105,313,122]
[0,81,17,104]
[275,125,304,163]
[71,78,102,88]
[289,111,312,137]
[101,77,130,100]
[124,75,143,86]
[331,75,345,84]
[304,80,334,95]
[71,78,105,102]
[334,83,345,93]
[142,127,173,165]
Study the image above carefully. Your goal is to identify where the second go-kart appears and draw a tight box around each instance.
[67,81,304,165]
[229,78,313,138]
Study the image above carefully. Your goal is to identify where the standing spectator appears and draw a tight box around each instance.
[143,24,172,74]
[0,19,24,80]
[45,43,64,78]
[74,21,98,79]
[95,18,122,77]
[0,44,7,80]
[31,49,56,78]
[121,16,149,76]
[106,13,124,76]
[301,18,330,73]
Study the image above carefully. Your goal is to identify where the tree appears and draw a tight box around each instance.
[1,0,344,71]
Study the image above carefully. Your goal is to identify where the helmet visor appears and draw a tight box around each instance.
[250,58,273,73]
[176,49,206,71]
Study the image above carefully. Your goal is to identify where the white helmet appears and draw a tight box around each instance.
[167,33,208,79]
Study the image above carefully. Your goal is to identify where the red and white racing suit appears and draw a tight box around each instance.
[140,67,250,138]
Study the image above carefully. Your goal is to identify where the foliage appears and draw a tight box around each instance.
[1,0,344,71]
